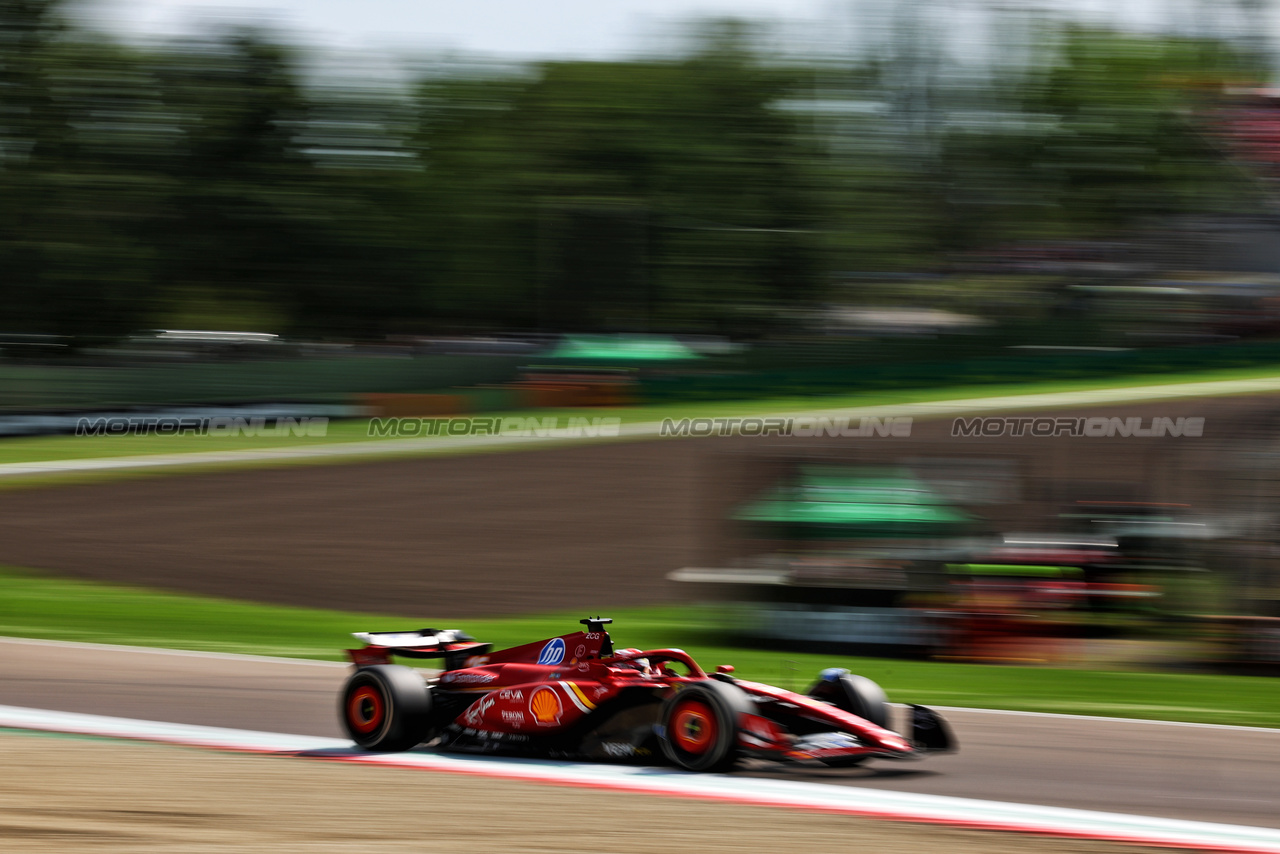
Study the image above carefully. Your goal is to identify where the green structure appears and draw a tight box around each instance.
[673,467,974,653]
[545,334,702,365]
[734,468,971,541]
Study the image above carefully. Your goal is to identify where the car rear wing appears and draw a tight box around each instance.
[347,629,492,670]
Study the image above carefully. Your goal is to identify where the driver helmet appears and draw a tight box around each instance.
[615,648,649,672]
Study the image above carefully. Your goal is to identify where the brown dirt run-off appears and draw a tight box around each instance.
[0,440,708,617]
[0,733,1172,854]
[0,391,1274,618]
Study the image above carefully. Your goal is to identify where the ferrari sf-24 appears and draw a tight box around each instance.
[340,617,954,771]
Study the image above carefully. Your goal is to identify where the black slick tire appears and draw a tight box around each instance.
[340,664,433,752]
[809,673,890,730]
[658,681,751,772]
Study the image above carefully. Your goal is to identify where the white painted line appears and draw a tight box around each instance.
[2,704,1280,853]
[0,704,338,752]
[0,636,347,668]
[931,705,1280,734]
[2,374,1278,478]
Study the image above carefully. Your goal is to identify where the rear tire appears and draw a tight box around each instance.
[658,681,751,772]
[340,665,433,752]
[809,672,890,730]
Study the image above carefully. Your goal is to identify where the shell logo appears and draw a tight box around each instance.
[529,686,563,726]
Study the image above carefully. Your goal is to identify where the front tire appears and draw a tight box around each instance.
[808,671,890,730]
[658,681,750,772]
[340,665,433,752]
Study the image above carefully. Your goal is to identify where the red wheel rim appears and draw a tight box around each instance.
[671,699,717,754]
[348,685,385,734]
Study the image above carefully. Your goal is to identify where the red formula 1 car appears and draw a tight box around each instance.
[339,617,954,771]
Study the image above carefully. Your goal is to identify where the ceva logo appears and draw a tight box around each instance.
[537,637,566,666]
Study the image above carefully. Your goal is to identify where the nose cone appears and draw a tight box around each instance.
[873,730,914,753]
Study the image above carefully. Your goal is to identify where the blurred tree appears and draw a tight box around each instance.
[0,7,1266,343]
[938,26,1260,244]
[0,0,163,337]
[145,31,427,338]
[412,23,822,335]
[149,33,317,332]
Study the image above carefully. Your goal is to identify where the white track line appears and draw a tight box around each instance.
[0,636,346,667]
[2,375,1278,478]
[931,705,1280,734]
[1,703,1278,853]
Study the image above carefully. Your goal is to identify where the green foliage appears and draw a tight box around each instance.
[4,564,1280,727]
[0,7,1264,339]
[413,33,822,332]
[939,27,1261,241]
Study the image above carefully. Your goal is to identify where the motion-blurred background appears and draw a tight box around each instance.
[5,0,1280,674]
[6,0,1280,351]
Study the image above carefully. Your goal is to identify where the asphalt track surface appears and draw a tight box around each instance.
[4,638,1278,831]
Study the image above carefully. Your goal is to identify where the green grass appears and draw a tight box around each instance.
[5,566,1280,728]
[1,362,1279,469]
